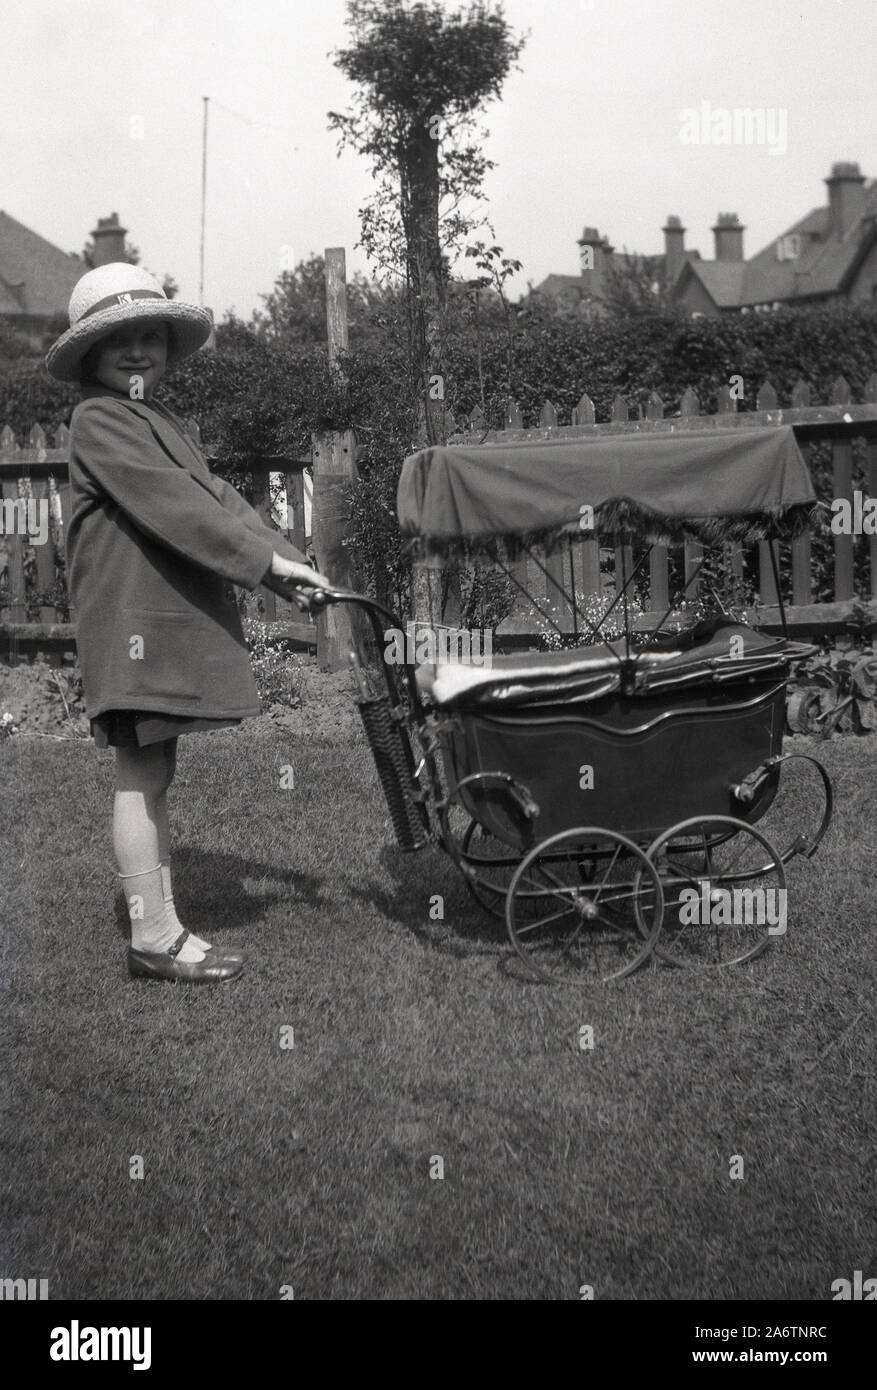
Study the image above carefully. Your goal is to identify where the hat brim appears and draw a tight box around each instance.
[45,300,213,382]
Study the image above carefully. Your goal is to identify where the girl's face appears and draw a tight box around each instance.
[91,321,169,399]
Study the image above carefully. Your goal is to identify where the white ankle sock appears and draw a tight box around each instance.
[120,865,178,953]
[159,861,210,951]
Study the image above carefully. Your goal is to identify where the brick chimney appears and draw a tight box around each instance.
[712,212,745,262]
[825,162,866,238]
[90,213,128,266]
[577,226,611,306]
[663,215,686,281]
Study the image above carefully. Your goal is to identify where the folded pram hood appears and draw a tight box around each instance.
[398,426,817,558]
[417,622,807,710]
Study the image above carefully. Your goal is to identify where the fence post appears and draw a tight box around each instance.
[1,427,26,634]
[758,379,782,608]
[28,425,55,624]
[866,373,877,602]
[679,387,702,596]
[611,395,634,595]
[830,376,854,601]
[645,392,669,610]
[53,425,74,623]
[571,391,600,607]
[540,396,569,630]
[284,469,307,556]
[310,248,367,670]
[247,460,277,621]
[790,380,813,606]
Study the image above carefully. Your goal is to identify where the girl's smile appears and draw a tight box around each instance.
[93,321,170,398]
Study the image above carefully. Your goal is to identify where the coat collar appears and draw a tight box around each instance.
[77,386,209,476]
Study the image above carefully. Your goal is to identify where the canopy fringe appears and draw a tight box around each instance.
[403,500,818,562]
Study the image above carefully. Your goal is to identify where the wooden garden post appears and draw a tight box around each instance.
[310,248,367,671]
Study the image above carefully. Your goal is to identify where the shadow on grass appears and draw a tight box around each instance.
[346,839,514,959]
[111,845,325,943]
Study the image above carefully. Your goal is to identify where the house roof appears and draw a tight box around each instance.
[0,210,84,319]
[675,259,748,308]
[743,183,877,302]
[529,247,701,304]
[530,273,583,298]
[675,178,877,310]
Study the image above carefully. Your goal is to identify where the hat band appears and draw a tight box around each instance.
[77,289,168,323]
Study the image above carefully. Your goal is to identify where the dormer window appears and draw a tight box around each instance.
[776,234,801,261]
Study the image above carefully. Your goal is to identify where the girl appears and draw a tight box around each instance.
[47,263,332,984]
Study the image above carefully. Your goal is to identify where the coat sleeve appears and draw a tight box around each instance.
[72,398,275,590]
[207,474,309,566]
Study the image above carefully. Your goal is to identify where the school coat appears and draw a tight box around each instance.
[66,385,309,721]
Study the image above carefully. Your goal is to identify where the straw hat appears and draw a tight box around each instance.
[46,263,212,382]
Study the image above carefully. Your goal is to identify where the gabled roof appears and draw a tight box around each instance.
[675,179,877,310]
[529,247,701,304]
[530,273,583,297]
[0,210,84,318]
[675,259,747,308]
[744,183,877,302]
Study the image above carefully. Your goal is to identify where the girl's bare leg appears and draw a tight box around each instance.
[113,742,206,963]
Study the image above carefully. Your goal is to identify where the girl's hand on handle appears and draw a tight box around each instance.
[269,553,334,610]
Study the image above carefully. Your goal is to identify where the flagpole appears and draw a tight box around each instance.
[199,95,209,307]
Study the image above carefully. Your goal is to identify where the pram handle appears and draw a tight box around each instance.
[271,579,401,630]
[269,579,427,720]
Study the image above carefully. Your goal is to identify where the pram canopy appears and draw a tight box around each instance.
[397,425,816,558]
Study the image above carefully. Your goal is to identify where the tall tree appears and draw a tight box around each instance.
[602,252,671,319]
[252,253,399,348]
[329,0,525,448]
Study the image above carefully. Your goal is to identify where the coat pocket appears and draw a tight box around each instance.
[113,609,203,704]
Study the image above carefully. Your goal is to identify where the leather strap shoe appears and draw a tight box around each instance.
[203,942,245,963]
[128,930,244,984]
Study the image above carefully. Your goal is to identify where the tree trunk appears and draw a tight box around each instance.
[402,116,460,625]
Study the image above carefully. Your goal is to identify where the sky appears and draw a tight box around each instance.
[3,0,875,322]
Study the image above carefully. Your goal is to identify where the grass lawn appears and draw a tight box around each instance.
[1,716,875,1301]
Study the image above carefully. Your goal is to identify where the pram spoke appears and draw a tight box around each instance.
[642,816,787,968]
[514,901,578,935]
[505,828,664,984]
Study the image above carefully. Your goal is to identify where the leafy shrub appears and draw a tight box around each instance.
[533,586,649,649]
[242,617,303,710]
[787,619,877,737]
[3,297,875,622]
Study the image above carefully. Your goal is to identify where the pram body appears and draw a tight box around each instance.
[295,425,833,983]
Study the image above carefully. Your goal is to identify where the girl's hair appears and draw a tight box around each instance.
[77,342,103,386]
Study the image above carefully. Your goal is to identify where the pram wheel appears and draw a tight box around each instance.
[640,816,787,968]
[505,828,664,984]
[461,818,521,920]
[740,753,833,865]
